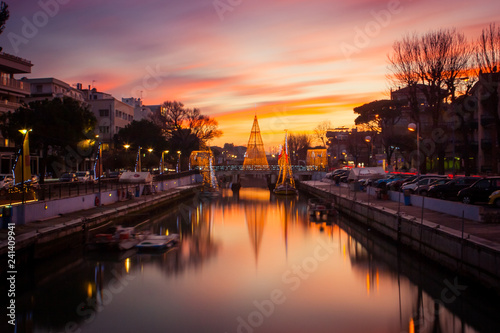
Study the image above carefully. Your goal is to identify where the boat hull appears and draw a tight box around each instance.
[273,184,298,196]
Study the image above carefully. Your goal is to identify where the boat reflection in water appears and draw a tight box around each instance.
[4,187,499,333]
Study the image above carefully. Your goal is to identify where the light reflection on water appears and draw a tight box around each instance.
[4,187,498,333]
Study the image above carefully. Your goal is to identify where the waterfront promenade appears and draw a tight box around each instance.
[303,181,500,246]
[0,184,200,258]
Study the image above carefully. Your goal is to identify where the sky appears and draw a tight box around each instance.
[1,0,499,150]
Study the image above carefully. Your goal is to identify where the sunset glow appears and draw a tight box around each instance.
[1,0,498,148]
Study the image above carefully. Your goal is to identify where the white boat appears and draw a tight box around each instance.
[88,225,144,251]
[136,234,180,251]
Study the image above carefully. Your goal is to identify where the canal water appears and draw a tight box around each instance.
[3,187,499,333]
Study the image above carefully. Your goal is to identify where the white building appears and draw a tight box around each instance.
[122,97,153,121]
[81,88,134,146]
[21,78,85,103]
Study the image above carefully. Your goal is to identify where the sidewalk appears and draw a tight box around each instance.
[304,181,500,250]
[0,185,199,254]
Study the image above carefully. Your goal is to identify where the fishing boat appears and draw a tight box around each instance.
[274,131,298,196]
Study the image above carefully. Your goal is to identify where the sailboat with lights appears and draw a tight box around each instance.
[273,131,298,196]
[200,146,220,197]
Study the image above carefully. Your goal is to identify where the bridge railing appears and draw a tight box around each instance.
[193,165,327,172]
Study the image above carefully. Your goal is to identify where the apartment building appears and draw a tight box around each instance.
[81,88,134,147]
[0,52,33,173]
[21,77,85,103]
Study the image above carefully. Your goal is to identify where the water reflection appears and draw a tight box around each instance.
[2,187,499,333]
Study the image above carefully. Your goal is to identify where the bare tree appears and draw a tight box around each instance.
[186,108,223,148]
[388,29,473,174]
[288,132,312,165]
[314,121,331,147]
[388,34,422,123]
[476,23,500,74]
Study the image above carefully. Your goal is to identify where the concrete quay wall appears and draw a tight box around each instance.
[0,175,201,262]
[299,182,500,291]
[11,174,201,225]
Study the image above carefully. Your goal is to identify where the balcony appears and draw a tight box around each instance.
[0,77,30,95]
[0,99,22,112]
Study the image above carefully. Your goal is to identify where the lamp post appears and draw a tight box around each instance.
[408,123,420,175]
[364,135,372,167]
[124,144,130,170]
[19,129,31,204]
[177,151,181,173]
[161,150,169,174]
[147,148,153,172]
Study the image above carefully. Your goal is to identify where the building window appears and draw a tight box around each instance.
[99,126,109,134]
[36,85,43,93]
[99,109,109,117]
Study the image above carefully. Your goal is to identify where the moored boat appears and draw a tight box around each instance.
[87,225,144,251]
[136,234,180,251]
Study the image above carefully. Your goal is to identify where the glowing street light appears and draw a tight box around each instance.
[408,123,420,175]
[18,129,31,204]
[365,135,372,167]
[161,150,169,174]
[177,151,181,173]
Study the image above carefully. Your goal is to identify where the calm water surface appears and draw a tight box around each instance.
[4,187,499,333]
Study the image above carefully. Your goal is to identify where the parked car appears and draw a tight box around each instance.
[59,173,78,182]
[76,171,92,182]
[457,177,500,204]
[488,190,500,207]
[324,168,350,184]
[427,177,480,200]
[0,174,13,189]
[415,178,450,196]
[389,175,418,191]
[401,176,448,194]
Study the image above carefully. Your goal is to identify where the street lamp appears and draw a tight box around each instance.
[177,151,181,173]
[364,135,372,167]
[161,150,169,174]
[123,144,130,170]
[408,123,420,175]
[18,129,31,204]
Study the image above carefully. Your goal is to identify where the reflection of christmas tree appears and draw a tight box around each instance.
[245,203,267,266]
[243,116,269,169]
